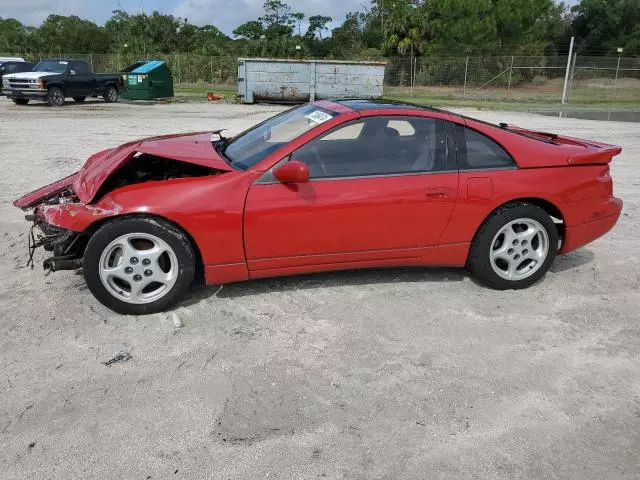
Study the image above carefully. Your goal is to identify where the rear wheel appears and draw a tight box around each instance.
[12,98,29,105]
[467,203,558,290]
[46,86,65,107]
[103,85,118,103]
[83,217,196,315]
[73,96,86,103]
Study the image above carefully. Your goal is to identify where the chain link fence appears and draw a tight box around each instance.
[4,52,640,104]
[385,54,640,104]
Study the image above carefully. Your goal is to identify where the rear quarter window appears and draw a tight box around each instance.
[457,126,515,170]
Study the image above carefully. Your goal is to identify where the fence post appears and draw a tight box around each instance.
[561,36,575,104]
[410,46,414,96]
[569,53,577,94]
[210,57,214,89]
[463,56,469,96]
[611,55,622,102]
[507,56,514,100]
[177,54,181,85]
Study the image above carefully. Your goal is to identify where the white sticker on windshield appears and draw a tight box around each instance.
[305,110,333,124]
[59,61,68,65]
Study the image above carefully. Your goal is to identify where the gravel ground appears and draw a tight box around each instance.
[0,97,639,480]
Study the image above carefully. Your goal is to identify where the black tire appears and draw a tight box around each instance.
[467,202,558,290]
[12,98,29,105]
[46,86,65,107]
[83,217,196,315]
[103,85,119,103]
[73,96,86,103]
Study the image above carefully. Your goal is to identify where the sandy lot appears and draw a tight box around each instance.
[0,98,639,480]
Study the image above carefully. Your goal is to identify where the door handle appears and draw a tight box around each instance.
[425,187,450,199]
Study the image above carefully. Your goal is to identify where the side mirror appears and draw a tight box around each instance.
[273,160,309,184]
[69,69,76,76]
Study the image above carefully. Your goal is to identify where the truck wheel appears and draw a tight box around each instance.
[83,217,196,315]
[467,202,558,290]
[46,87,65,107]
[12,99,29,105]
[103,86,119,103]
[73,96,86,103]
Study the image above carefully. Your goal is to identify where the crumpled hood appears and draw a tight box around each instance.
[72,132,234,203]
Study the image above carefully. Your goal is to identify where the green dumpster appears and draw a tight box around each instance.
[121,60,174,100]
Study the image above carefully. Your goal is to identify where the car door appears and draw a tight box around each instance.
[67,61,93,96]
[243,115,459,271]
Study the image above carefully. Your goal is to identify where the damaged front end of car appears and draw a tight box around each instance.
[18,176,88,274]
[15,132,236,276]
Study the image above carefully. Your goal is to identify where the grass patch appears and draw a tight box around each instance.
[173,83,640,111]
[383,94,640,111]
[175,84,237,100]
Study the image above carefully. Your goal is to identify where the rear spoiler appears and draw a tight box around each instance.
[567,145,622,165]
[499,123,622,166]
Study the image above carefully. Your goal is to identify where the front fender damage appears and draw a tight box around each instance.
[28,198,124,274]
[16,139,230,276]
[39,197,123,232]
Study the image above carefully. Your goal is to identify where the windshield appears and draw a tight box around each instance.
[34,60,69,74]
[222,104,338,170]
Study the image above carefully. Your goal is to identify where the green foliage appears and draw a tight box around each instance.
[260,0,294,28]
[306,15,332,40]
[233,21,264,41]
[570,0,640,54]
[1,0,638,62]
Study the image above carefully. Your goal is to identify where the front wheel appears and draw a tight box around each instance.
[103,85,118,103]
[46,86,65,107]
[83,217,196,315]
[467,203,558,290]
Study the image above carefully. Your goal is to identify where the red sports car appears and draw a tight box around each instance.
[15,99,623,315]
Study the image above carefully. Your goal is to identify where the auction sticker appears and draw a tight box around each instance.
[306,110,333,124]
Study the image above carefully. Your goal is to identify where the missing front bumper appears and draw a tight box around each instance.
[26,217,84,272]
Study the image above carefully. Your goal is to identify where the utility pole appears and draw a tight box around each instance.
[561,36,575,104]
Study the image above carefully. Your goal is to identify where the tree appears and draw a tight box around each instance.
[33,15,108,53]
[0,18,29,53]
[292,12,305,37]
[306,15,332,40]
[233,20,264,40]
[492,0,561,54]
[570,0,640,54]
[426,0,498,55]
[374,0,431,54]
[260,0,294,27]
[260,0,294,39]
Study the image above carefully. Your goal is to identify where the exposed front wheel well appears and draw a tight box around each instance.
[81,213,205,282]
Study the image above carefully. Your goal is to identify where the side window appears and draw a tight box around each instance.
[321,122,364,141]
[457,126,514,170]
[72,62,90,75]
[386,120,415,136]
[294,116,449,179]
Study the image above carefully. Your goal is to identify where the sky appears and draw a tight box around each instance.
[0,0,364,35]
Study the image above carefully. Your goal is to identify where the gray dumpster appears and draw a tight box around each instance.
[237,58,386,103]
